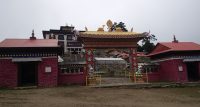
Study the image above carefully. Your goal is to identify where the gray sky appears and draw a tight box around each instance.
[0,0,200,43]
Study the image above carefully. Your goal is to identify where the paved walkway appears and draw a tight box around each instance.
[91,81,200,88]
[101,77,132,85]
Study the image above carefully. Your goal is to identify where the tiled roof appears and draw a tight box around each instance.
[160,42,200,51]
[0,39,58,48]
[80,31,145,38]
[148,42,200,56]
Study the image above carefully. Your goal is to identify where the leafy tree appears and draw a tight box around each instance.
[111,22,128,32]
[137,44,143,52]
[109,21,157,54]
[137,32,157,54]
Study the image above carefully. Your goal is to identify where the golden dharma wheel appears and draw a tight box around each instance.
[106,20,113,28]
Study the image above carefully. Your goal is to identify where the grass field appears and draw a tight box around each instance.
[0,86,200,107]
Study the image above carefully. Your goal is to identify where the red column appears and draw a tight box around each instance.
[85,48,94,76]
[129,48,137,72]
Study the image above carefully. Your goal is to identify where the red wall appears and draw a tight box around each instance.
[159,59,188,82]
[38,57,58,87]
[0,59,17,88]
[147,72,160,82]
[58,67,86,85]
[58,74,85,85]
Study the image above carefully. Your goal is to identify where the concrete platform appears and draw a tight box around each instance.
[90,82,200,88]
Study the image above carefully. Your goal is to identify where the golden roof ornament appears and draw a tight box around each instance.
[106,19,113,32]
[97,27,104,32]
[115,27,123,32]
[97,25,105,32]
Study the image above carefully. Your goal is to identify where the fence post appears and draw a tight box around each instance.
[146,71,148,83]
[86,76,88,86]
[134,73,136,83]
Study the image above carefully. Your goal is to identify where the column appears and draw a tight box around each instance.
[85,48,94,76]
[64,36,67,53]
[129,48,137,72]
[46,34,49,39]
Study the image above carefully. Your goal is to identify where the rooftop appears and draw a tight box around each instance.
[80,31,145,38]
[0,39,59,48]
[148,42,200,56]
[80,19,146,38]
[160,42,200,51]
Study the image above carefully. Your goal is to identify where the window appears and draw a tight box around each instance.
[67,35,72,40]
[58,35,64,40]
[61,67,83,74]
[58,41,64,47]
[49,34,56,39]
[58,41,64,51]
[67,48,82,54]
[141,65,158,73]
[67,42,82,47]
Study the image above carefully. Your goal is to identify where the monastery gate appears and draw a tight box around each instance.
[79,26,145,85]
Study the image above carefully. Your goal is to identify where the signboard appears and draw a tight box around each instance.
[45,66,51,73]
[178,65,183,72]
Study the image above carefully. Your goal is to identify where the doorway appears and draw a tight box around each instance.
[186,62,199,81]
[18,62,38,86]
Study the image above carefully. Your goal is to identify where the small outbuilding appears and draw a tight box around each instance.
[0,32,61,88]
[148,40,200,82]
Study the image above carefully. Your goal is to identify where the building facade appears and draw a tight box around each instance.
[43,26,86,85]
[43,23,145,85]
[43,26,83,53]
[147,41,200,82]
[0,33,61,88]
[0,22,145,88]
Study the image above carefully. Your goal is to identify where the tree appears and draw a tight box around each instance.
[111,22,128,32]
[137,32,157,54]
[109,21,157,54]
[137,44,143,52]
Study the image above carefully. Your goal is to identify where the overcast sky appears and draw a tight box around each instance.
[0,0,200,43]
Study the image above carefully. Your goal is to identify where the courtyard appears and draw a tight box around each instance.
[0,86,200,107]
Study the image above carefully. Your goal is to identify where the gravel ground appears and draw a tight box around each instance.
[0,86,200,107]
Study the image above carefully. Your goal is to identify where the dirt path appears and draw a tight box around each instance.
[0,87,200,107]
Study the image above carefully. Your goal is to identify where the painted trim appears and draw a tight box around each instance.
[152,55,200,63]
[12,57,42,62]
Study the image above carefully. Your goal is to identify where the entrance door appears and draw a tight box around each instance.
[18,62,38,86]
[186,62,199,81]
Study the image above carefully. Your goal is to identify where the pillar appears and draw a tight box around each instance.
[64,36,67,53]
[85,48,94,76]
[129,48,137,72]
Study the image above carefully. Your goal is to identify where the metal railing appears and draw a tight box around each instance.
[129,72,149,83]
[86,75,102,86]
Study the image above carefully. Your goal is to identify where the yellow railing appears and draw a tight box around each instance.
[129,72,148,83]
[86,75,102,86]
